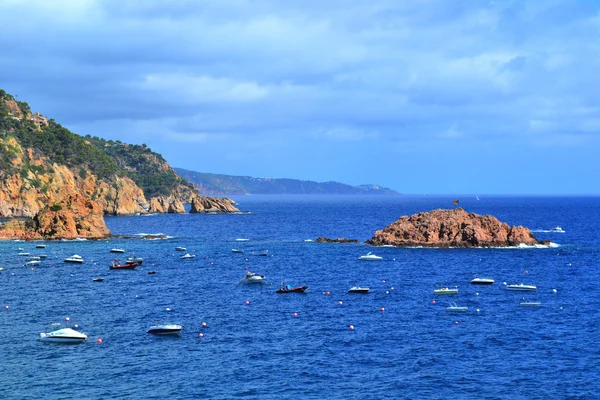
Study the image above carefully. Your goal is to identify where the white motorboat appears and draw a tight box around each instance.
[550,226,565,233]
[17,252,30,256]
[446,302,468,312]
[180,253,196,259]
[39,327,87,343]
[64,255,84,263]
[506,283,536,292]
[36,244,46,248]
[110,248,125,253]
[232,249,244,253]
[24,260,41,266]
[175,247,187,251]
[26,256,41,261]
[359,252,382,261]
[127,257,143,265]
[147,324,183,335]
[434,287,459,295]
[348,286,370,294]
[239,271,266,284]
[470,277,494,285]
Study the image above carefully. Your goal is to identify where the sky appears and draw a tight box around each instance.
[1,0,599,195]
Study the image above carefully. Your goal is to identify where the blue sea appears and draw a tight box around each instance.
[1,195,598,399]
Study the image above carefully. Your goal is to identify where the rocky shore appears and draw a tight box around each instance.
[367,208,545,248]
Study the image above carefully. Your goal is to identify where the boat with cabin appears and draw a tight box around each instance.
[180,253,196,259]
[239,271,266,284]
[38,325,87,344]
[359,252,383,261]
[64,255,84,264]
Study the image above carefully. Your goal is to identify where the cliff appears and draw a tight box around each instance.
[366,208,543,248]
[0,89,239,239]
[174,168,399,195]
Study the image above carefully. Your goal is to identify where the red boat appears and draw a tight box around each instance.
[276,284,308,293]
[109,260,138,270]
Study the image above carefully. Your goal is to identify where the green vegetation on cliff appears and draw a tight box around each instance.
[174,168,399,195]
[0,89,191,198]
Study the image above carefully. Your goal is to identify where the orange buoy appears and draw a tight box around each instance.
[198,333,204,337]
[455,321,459,325]
[325,291,331,295]
[349,325,355,330]
[201,322,207,328]
[65,317,70,322]
[338,301,343,305]
[525,270,529,274]
[97,338,103,344]
[245,300,250,305]
[381,280,386,283]
[431,300,436,304]
[380,307,385,312]
[4,305,9,309]
[292,312,298,317]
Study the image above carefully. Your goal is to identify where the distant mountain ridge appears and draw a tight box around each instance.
[174,168,399,195]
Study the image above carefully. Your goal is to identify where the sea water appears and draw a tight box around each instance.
[0,195,598,399]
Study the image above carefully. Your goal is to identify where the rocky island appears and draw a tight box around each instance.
[366,208,545,248]
[0,89,239,240]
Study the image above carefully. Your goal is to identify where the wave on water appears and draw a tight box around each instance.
[304,239,313,242]
[60,238,88,241]
[532,229,566,233]
[141,213,159,217]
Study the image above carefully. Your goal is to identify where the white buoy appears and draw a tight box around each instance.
[553,289,557,293]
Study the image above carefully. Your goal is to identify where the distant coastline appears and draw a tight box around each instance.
[174,168,399,196]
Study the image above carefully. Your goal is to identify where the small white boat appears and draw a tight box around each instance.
[110,248,125,253]
[550,226,565,233]
[519,299,542,307]
[64,255,84,263]
[232,249,244,253]
[36,244,46,249]
[180,253,196,259]
[17,252,30,256]
[127,257,143,265]
[147,324,183,335]
[446,302,468,312]
[434,287,459,295]
[348,286,370,294]
[239,271,266,284]
[39,327,87,343]
[470,277,494,285]
[359,252,382,261]
[26,256,41,261]
[175,247,187,251]
[506,283,536,292]
[24,260,41,266]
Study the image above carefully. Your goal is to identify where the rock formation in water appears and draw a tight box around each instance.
[0,193,109,240]
[366,208,544,248]
[315,237,359,243]
[189,196,238,213]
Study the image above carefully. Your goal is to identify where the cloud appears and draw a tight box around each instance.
[1,0,599,193]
